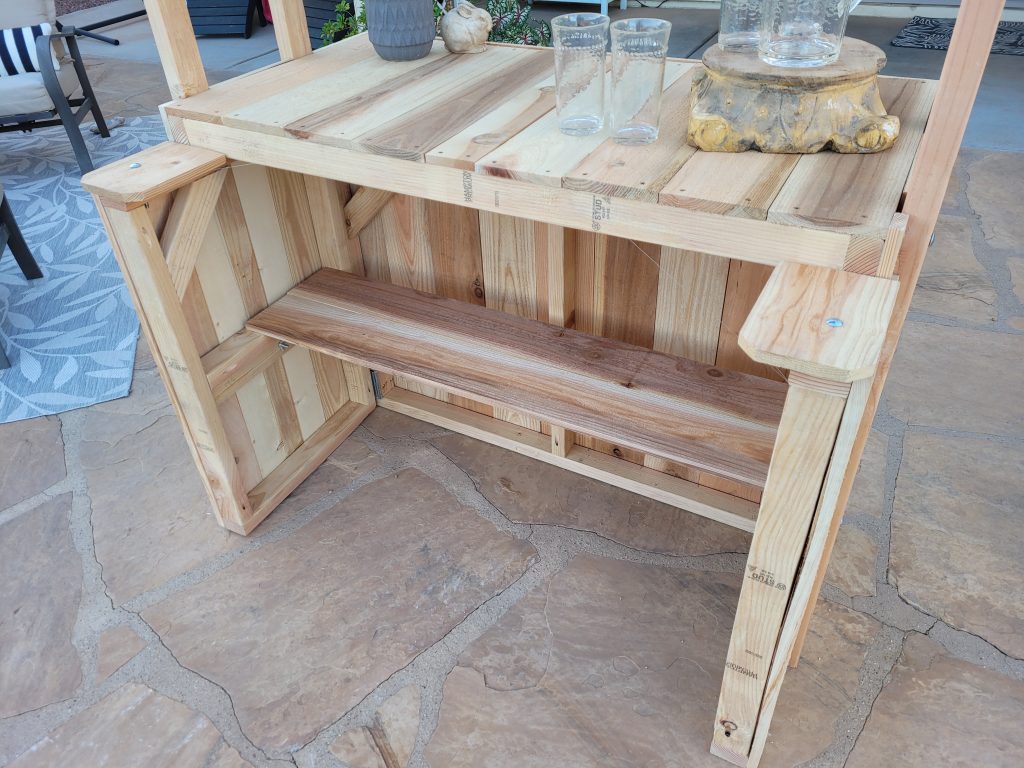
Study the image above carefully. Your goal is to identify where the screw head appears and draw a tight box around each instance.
[277,341,291,351]
[128,162,141,169]
[825,317,844,328]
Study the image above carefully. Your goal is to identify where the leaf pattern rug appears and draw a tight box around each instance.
[0,116,167,422]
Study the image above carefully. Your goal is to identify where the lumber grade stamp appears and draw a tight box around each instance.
[688,39,900,154]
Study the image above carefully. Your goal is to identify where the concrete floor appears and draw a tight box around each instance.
[2,6,1024,768]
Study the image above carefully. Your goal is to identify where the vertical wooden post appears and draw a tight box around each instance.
[143,0,208,99]
[712,262,898,766]
[787,0,1006,668]
[545,225,577,456]
[268,0,313,61]
[99,202,254,534]
[711,375,849,764]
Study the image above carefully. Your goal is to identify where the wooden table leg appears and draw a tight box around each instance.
[711,373,850,765]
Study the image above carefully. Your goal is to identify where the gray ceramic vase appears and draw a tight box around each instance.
[366,0,436,61]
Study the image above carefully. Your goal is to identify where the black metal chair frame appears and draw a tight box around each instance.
[0,28,110,174]
[0,191,43,369]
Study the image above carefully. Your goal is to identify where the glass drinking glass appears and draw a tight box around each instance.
[610,18,671,145]
[760,0,863,67]
[552,13,610,136]
[719,0,762,50]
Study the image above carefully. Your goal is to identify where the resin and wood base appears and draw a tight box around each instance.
[688,39,901,154]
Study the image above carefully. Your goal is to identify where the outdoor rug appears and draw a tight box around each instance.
[0,116,167,423]
[892,16,1024,56]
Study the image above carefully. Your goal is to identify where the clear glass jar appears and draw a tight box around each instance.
[760,0,862,67]
[719,0,762,50]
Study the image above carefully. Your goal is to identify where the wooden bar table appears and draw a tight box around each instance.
[82,2,1004,764]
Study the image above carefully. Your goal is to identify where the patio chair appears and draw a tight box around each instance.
[0,0,110,174]
[0,181,43,369]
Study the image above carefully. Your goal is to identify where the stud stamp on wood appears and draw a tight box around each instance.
[688,39,901,154]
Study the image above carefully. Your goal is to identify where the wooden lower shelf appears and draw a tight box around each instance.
[247,269,787,488]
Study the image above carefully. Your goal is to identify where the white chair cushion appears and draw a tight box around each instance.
[0,60,78,115]
[0,1,56,28]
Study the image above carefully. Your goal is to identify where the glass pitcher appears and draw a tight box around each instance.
[760,0,862,67]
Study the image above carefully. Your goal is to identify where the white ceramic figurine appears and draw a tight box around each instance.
[440,0,493,54]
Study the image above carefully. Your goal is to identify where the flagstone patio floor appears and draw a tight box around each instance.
[1,39,1023,768]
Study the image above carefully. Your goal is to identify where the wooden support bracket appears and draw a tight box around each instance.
[345,186,396,238]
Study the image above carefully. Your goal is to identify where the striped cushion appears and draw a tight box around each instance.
[0,24,60,78]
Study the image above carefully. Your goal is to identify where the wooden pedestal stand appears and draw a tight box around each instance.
[82,1,1004,765]
[689,39,900,153]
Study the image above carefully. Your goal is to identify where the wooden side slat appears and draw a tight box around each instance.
[184,118,855,271]
[304,175,365,274]
[203,329,285,402]
[100,204,252,532]
[232,163,295,303]
[380,387,758,532]
[268,168,322,281]
[161,169,228,297]
[311,352,351,414]
[219,393,264,489]
[716,261,785,382]
[246,400,374,530]
[193,213,249,343]
[281,347,328,441]
[235,372,291,476]
[712,378,848,761]
[181,271,221,356]
[346,187,395,238]
[248,269,787,487]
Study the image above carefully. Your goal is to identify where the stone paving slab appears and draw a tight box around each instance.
[7,683,251,768]
[143,469,537,754]
[846,634,1024,768]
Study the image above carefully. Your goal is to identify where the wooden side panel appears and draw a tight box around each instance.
[170,163,369,506]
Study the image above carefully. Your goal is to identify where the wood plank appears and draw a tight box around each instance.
[711,377,848,762]
[267,0,313,62]
[82,142,227,210]
[163,35,379,126]
[311,352,351,415]
[281,347,328,440]
[161,169,228,298]
[877,213,908,277]
[426,71,556,170]
[143,0,209,99]
[747,378,871,767]
[739,262,899,383]
[235,372,291,476]
[219,172,269,316]
[181,272,221,356]
[286,46,524,150]
[563,68,698,202]
[219,393,263,489]
[184,118,854,270]
[246,400,374,531]
[100,204,252,532]
[248,269,787,486]
[345,187,395,238]
[267,168,322,282]
[223,42,449,137]
[652,248,729,364]
[660,151,799,220]
[358,50,554,160]
[716,260,785,381]
[232,163,294,303]
[478,61,690,189]
[304,175,364,274]
[202,329,285,402]
[193,214,249,343]
[380,387,758,532]
[767,78,938,236]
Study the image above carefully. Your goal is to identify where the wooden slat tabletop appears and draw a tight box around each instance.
[165,34,937,236]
